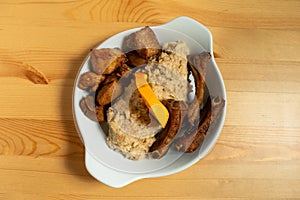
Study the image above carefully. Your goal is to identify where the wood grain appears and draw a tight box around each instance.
[0,0,299,199]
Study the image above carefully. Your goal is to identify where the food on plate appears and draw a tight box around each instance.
[78,50,131,121]
[79,95,97,121]
[78,72,105,92]
[123,26,160,58]
[142,40,189,101]
[126,51,147,67]
[96,63,131,105]
[174,96,225,152]
[96,79,119,105]
[106,81,161,160]
[95,105,106,122]
[186,52,211,125]
[90,48,127,75]
[77,26,225,160]
[106,40,190,160]
[149,100,187,159]
[135,72,169,128]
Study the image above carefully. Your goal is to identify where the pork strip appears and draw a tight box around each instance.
[174,96,225,153]
[187,52,211,126]
[149,100,185,159]
[95,105,106,122]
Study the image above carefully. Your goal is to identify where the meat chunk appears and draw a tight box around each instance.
[79,95,97,121]
[101,73,119,85]
[186,52,211,125]
[80,95,108,122]
[123,26,160,59]
[78,72,105,91]
[95,105,106,122]
[90,48,127,75]
[115,63,131,78]
[96,63,130,107]
[100,64,130,84]
[126,51,147,67]
[174,96,225,153]
[149,100,187,159]
[97,79,122,105]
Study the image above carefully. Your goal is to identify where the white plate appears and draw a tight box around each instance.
[72,16,227,188]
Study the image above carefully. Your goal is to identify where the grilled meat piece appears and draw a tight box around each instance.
[80,96,109,122]
[102,73,119,85]
[95,105,106,122]
[96,63,130,106]
[116,63,131,77]
[187,52,211,125]
[101,64,130,84]
[174,96,225,153]
[79,95,97,121]
[126,51,147,67]
[90,48,127,75]
[149,100,186,159]
[79,66,130,122]
[97,79,122,106]
[78,72,105,92]
[123,26,160,59]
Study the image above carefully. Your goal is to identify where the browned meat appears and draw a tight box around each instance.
[80,96,108,122]
[90,48,127,75]
[115,63,131,78]
[96,63,130,107]
[95,105,105,122]
[123,26,160,59]
[97,79,122,105]
[187,52,211,125]
[100,64,130,84]
[78,72,105,91]
[174,96,225,153]
[126,51,147,67]
[102,73,119,85]
[79,95,97,121]
[149,100,186,159]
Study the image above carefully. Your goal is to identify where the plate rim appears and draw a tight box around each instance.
[72,16,227,187]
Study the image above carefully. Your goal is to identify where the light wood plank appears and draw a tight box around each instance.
[0,0,299,199]
[0,119,299,162]
[0,0,299,29]
[0,163,299,199]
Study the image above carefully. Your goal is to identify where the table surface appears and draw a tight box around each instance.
[0,0,299,199]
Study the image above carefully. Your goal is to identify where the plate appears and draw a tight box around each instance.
[72,16,226,188]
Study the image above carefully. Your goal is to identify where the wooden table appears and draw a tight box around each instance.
[0,0,299,199]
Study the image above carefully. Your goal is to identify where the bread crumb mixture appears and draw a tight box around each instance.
[107,41,189,160]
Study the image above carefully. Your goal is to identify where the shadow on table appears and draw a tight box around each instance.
[59,48,96,182]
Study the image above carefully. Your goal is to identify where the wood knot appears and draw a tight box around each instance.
[23,63,49,84]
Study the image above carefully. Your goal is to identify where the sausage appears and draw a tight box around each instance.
[148,100,187,159]
[174,96,225,153]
